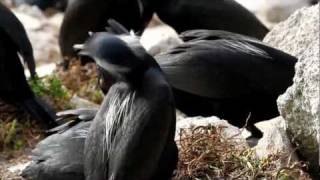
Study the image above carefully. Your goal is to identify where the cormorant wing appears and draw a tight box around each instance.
[106,19,130,35]
[48,108,98,134]
[0,3,36,77]
[180,29,263,44]
[22,121,89,180]
[156,39,296,99]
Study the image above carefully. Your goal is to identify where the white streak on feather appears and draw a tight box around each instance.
[102,90,136,163]
[219,39,271,58]
[73,128,89,139]
[137,0,144,18]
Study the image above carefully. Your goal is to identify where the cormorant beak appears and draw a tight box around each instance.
[73,44,91,57]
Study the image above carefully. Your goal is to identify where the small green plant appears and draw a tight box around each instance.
[28,75,72,110]
[4,119,17,145]
[0,119,25,152]
[29,76,47,97]
[49,76,70,98]
[29,75,68,98]
[0,115,44,155]
[0,75,73,157]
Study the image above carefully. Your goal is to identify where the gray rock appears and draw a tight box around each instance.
[235,0,314,28]
[264,4,320,174]
[140,19,183,56]
[175,109,187,122]
[254,117,298,163]
[264,4,319,59]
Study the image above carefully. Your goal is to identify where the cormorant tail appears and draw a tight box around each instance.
[19,97,57,129]
[106,19,130,35]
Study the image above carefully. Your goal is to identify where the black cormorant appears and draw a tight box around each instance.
[77,22,297,138]
[0,2,57,128]
[100,22,296,138]
[21,108,98,180]
[59,0,153,65]
[154,29,297,138]
[153,0,269,39]
[80,32,178,180]
[21,24,297,180]
[14,0,68,11]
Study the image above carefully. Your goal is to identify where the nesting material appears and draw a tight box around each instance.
[174,125,310,179]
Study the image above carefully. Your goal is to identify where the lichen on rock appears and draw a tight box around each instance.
[264,4,320,175]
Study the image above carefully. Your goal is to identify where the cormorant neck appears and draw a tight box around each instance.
[125,62,149,87]
[153,0,171,11]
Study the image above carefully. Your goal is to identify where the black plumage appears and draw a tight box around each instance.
[153,0,269,39]
[59,0,153,64]
[78,22,296,138]
[59,0,269,65]
[0,3,36,77]
[81,32,177,180]
[22,122,89,180]
[101,22,296,138]
[21,26,297,180]
[0,2,57,128]
[21,108,97,180]
[14,0,68,11]
[155,30,297,137]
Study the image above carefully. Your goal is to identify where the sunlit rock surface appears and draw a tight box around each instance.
[235,0,314,28]
[264,4,320,175]
[254,117,298,163]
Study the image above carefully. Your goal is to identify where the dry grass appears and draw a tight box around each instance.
[0,73,71,155]
[174,125,311,180]
[55,59,103,104]
[0,102,44,158]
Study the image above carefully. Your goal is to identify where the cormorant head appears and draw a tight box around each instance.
[78,32,145,82]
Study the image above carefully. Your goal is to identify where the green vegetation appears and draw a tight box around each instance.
[29,75,66,98]
[29,75,73,110]
[0,75,71,155]
[0,117,43,155]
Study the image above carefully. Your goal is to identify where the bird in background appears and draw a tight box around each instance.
[0,2,57,129]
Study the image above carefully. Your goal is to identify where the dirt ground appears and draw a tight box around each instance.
[0,150,32,180]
